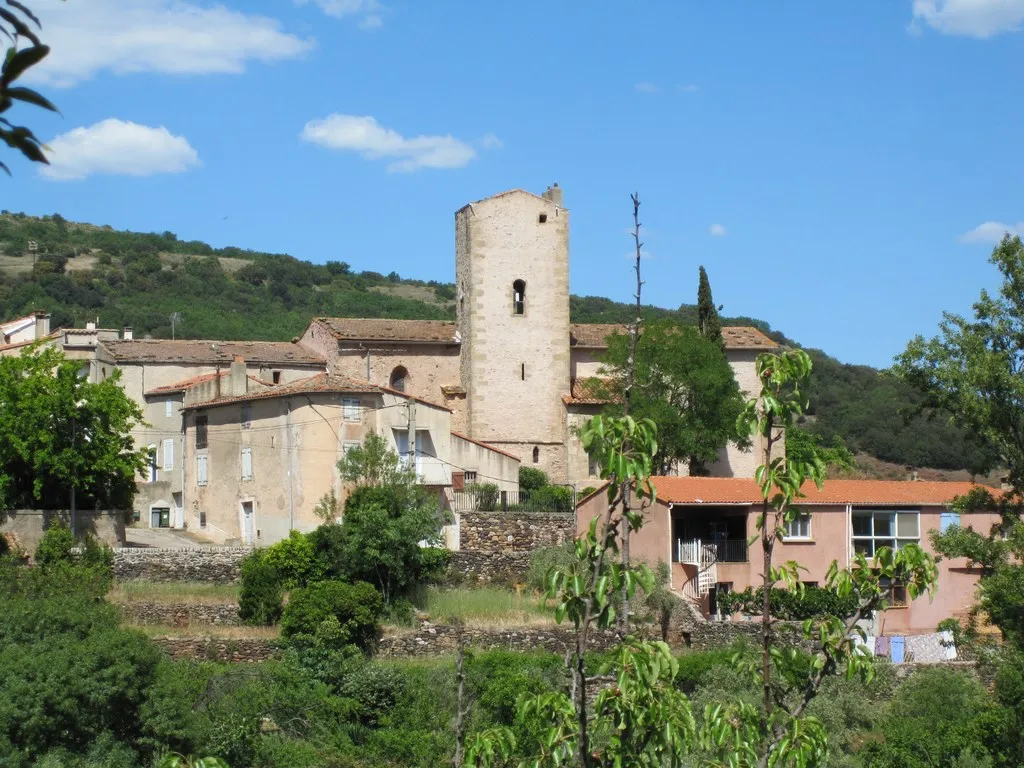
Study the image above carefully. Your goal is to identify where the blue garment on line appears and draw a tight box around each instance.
[891,636,905,664]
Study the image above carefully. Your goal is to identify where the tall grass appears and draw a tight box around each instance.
[415,586,555,629]
[110,580,241,605]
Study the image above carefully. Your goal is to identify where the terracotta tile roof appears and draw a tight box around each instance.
[563,377,616,406]
[450,431,521,461]
[184,373,452,412]
[650,477,984,506]
[145,371,273,396]
[313,318,459,344]
[99,339,325,366]
[569,323,778,351]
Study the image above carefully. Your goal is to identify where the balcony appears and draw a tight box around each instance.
[677,538,748,565]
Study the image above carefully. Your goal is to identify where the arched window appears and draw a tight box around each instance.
[390,365,409,392]
[532,446,540,464]
[512,279,526,315]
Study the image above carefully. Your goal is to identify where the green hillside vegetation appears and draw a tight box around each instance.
[0,212,993,474]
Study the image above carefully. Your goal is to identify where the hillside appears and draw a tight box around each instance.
[0,212,995,476]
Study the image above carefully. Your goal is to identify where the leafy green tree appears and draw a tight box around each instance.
[338,430,411,487]
[696,265,723,347]
[786,427,855,475]
[1,2,60,175]
[600,319,748,474]
[0,345,150,511]
[280,580,382,651]
[158,754,229,768]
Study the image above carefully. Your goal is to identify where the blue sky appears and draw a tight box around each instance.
[6,0,1024,367]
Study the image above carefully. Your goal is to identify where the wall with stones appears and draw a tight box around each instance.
[448,550,533,585]
[459,510,573,553]
[2,509,125,555]
[377,622,628,658]
[118,601,240,626]
[112,547,250,582]
[152,637,276,663]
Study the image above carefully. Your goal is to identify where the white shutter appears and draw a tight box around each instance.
[165,400,174,419]
[343,397,361,422]
[197,455,208,486]
[162,438,174,471]
[241,447,253,481]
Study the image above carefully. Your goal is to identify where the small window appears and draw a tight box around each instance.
[880,577,908,607]
[342,397,361,422]
[162,438,174,472]
[532,446,540,464]
[199,509,207,528]
[512,279,526,315]
[464,470,478,484]
[272,371,282,385]
[165,400,174,419]
[195,414,208,449]
[521,363,525,381]
[940,511,961,532]
[343,441,361,455]
[390,366,409,392]
[241,447,253,481]
[147,445,157,483]
[241,404,252,430]
[197,455,208,486]
[784,512,811,540]
[538,213,548,223]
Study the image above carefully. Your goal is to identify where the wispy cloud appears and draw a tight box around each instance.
[959,220,1024,244]
[677,83,699,93]
[301,114,495,172]
[910,0,1024,37]
[295,0,384,27]
[41,119,200,181]
[709,223,727,237]
[26,0,313,88]
[478,133,504,150]
[633,82,660,94]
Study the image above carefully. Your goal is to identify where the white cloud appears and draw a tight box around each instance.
[709,223,727,237]
[959,220,1024,243]
[295,0,380,21]
[301,114,487,172]
[634,82,660,94]
[40,119,200,181]
[677,83,699,93]
[25,0,313,88]
[911,0,1024,37]
[478,133,504,150]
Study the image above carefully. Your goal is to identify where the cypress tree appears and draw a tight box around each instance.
[697,265,723,347]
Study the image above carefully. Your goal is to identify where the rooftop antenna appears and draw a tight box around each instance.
[169,311,183,340]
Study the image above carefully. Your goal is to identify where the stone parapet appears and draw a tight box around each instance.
[112,547,250,582]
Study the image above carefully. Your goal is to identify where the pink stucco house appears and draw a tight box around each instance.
[576,477,998,635]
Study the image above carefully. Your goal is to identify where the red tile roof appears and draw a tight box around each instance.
[563,377,616,406]
[99,339,325,366]
[569,323,778,351]
[145,370,273,396]
[650,477,984,506]
[312,318,459,344]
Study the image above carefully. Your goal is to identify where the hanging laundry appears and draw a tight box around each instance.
[891,636,905,664]
[875,636,890,657]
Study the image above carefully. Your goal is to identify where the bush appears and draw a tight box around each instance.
[307,522,347,580]
[261,530,325,589]
[526,543,579,593]
[238,552,284,626]
[337,662,408,726]
[525,485,575,514]
[280,581,382,651]
[518,467,549,493]
[718,585,859,620]
[35,520,76,567]
[470,483,499,511]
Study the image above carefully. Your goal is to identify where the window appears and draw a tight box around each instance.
[343,441,361,455]
[538,213,548,223]
[162,438,174,472]
[851,509,920,557]
[197,455,208,486]
[464,470,478,484]
[147,445,157,483]
[241,404,252,429]
[272,370,281,385]
[588,452,600,477]
[342,397,361,422]
[165,400,174,419]
[241,447,253,481]
[199,509,207,528]
[521,363,526,381]
[940,511,961,532]
[390,366,409,392]
[879,576,908,607]
[532,446,540,464]
[195,414,208,449]
[784,512,811,540]
[512,279,526,315]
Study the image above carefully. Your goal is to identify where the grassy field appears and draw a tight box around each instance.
[110,581,240,605]
[414,587,556,628]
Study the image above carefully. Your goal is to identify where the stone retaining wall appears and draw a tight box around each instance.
[112,547,250,582]
[448,550,533,585]
[379,623,630,657]
[118,601,241,626]
[459,511,573,553]
[152,637,276,663]
[2,509,125,554]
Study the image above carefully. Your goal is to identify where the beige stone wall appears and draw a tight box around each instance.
[456,190,570,481]
[566,408,604,487]
[570,349,605,380]
[450,434,519,491]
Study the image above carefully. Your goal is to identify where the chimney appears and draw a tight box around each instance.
[541,182,563,207]
[122,327,133,341]
[906,466,919,482]
[85,320,96,331]
[230,355,247,396]
[33,311,50,338]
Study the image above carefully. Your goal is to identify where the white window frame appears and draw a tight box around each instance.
[851,509,920,557]
[342,397,361,422]
[464,470,478,484]
[165,399,174,419]
[241,447,253,481]
[197,454,209,487]
[784,511,812,540]
[162,438,174,472]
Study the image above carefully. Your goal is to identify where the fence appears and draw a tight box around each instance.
[449,486,577,515]
[677,538,748,565]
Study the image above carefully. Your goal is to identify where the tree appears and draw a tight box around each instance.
[0,345,150,512]
[696,265,723,347]
[600,318,748,474]
[337,430,410,487]
[1,1,60,175]
[786,427,855,475]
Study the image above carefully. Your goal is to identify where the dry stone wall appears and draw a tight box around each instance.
[378,622,630,658]
[459,511,573,553]
[118,601,240,626]
[112,547,250,582]
[152,637,276,663]
[448,550,533,585]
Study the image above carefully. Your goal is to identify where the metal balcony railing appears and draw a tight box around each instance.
[677,538,748,564]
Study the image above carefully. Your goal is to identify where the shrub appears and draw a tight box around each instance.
[238,552,283,626]
[525,485,574,514]
[470,483,499,511]
[526,543,579,593]
[518,467,549,493]
[673,647,738,694]
[307,522,346,580]
[35,520,76,567]
[338,662,408,726]
[718,585,859,620]
[261,530,325,590]
[280,581,382,651]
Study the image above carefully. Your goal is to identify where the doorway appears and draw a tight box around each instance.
[151,507,170,528]
[240,501,255,545]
